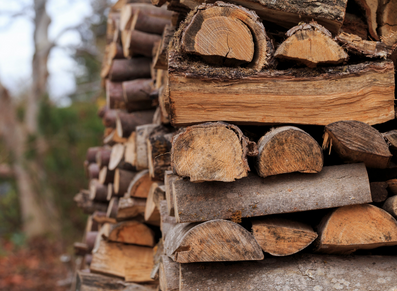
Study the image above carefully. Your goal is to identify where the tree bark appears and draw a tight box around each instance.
[123,79,155,112]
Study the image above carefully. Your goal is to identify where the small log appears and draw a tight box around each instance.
[92,211,117,225]
[109,58,152,82]
[123,29,162,58]
[136,124,158,170]
[153,184,165,208]
[336,32,389,58]
[159,200,176,239]
[251,217,318,256]
[315,204,397,254]
[117,197,146,220]
[98,167,115,185]
[106,80,126,110]
[164,220,264,263]
[89,179,108,202]
[353,0,379,40]
[173,163,372,223]
[96,147,112,168]
[159,255,179,291]
[153,25,175,70]
[127,170,153,198]
[86,147,100,164]
[180,255,397,290]
[114,169,137,195]
[74,192,108,214]
[120,4,172,31]
[387,179,397,195]
[275,22,348,68]
[102,109,120,128]
[131,9,171,35]
[378,0,397,47]
[86,231,98,253]
[370,181,389,203]
[123,79,154,112]
[88,163,100,180]
[180,2,272,70]
[145,182,161,226]
[171,122,256,182]
[109,143,125,171]
[107,197,119,219]
[165,171,181,216]
[103,220,155,247]
[383,195,397,217]
[148,127,173,181]
[125,132,137,167]
[324,120,392,168]
[116,110,155,138]
[256,126,323,178]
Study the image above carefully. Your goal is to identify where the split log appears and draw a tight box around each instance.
[127,170,153,198]
[336,32,389,58]
[89,179,108,202]
[102,220,155,246]
[107,197,119,219]
[275,22,348,68]
[256,126,323,178]
[125,132,137,167]
[114,169,137,195]
[109,143,125,171]
[159,200,176,239]
[122,79,154,112]
[173,163,372,223]
[92,211,116,225]
[86,147,100,164]
[144,182,161,226]
[136,124,158,170]
[370,181,389,203]
[99,167,115,185]
[74,191,108,214]
[124,246,154,283]
[251,217,318,256]
[323,120,392,168]
[387,179,397,195]
[123,30,161,58]
[88,163,100,180]
[168,60,395,126]
[153,25,175,70]
[353,0,379,40]
[378,0,397,47]
[171,122,257,182]
[164,219,263,262]
[117,197,146,220]
[383,130,397,152]
[159,255,179,291]
[109,58,152,82]
[116,110,155,138]
[383,196,397,217]
[315,204,397,254]
[164,171,181,216]
[106,80,126,110]
[179,2,273,70]
[147,127,173,181]
[96,147,112,168]
[179,255,397,291]
[130,9,171,35]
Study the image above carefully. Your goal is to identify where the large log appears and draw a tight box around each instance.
[323,120,392,168]
[164,220,264,263]
[171,122,256,182]
[256,126,323,178]
[116,110,155,138]
[168,60,395,126]
[102,220,155,247]
[109,58,152,82]
[96,147,112,168]
[173,163,372,223]
[179,254,397,290]
[130,9,171,35]
[315,204,397,254]
[275,22,348,68]
[251,216,318,256]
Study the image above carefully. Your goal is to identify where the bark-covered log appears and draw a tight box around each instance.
[123,79,154,112]
[171,122,257,182]
[130,9,171,35]
[256,126,323,178]
[99,167,115,185]
[117,197,146,221]
[173,163,371,223]
[123,29,161,58]
[153,25,175,70]
[106,80,126,110]
[323,120,392,168]
[74,191,108,214]
[102,220,155,246]
[109,58,152,82]
[275,22,348,68]
[102,109,120,128]
[89,179,108,202]
[116,110,155,138]
[114,169,137,195]
[315,204,397,254]
[88,163,100,180]
[86,147,100,164]
[96,147,112,169]
[164,220,264,262]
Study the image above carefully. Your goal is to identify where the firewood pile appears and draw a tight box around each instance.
[72,0,397,290]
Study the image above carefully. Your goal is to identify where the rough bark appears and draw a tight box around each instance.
[122,79,154,112]
[164,220,264,262]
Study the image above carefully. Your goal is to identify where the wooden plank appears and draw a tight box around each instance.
[173,163,372,223]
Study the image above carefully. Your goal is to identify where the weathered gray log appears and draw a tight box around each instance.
[159,200,176,239]
[173,163,371,223]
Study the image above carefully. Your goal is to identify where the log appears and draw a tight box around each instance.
[251,217,318,256]
[107,197,119,219]
[102,109,120,128]
[164,219,263,262]
[147,127,173,181]
[179,2,273,70]
[383,195,397,217]
[74,191,108,214]
[179,254,397,290]
[102,220,155,246]
[323,120,392,168]
[378,0,397,47]
[159,255,179,291]
[173,163,372,223]
[127,170,153,198]
[275,22,348,68]
[116,110,155,138]
[89,179,108,202]
[387,179,397,195]
[336,32,389,58]
[153,25,175,70]
[153,184,165,209]
[383,130,397,152]
[86,231,98,253]
[123,29,162,58]
[171,122,257,182]
[145,182,161,226]
[109,58,152,82]
[87,147,100,164]
[124,245,154,283]
[88,163,100,180]
[136,124,158,170]
[340,12,368,40]
[96,147,112,168]
[353,0,379,40]
[130,9,171,35]
[114,169,137,195]
[99,167,115,185]
[168,60,395,126]
[165,171,181,216]
[315,204,397,254]
[122,79,154,112]
[106,80,126,110]
[74,242,89,256]
[159,200,176,239]
[109,143,125,171]
[92,211,117,225]
[117,197,146,220]
[256,126,323,178]
[107,183,118,200]
[125,132,137,167]
[179,0,347,35]
[158,82,170,124]
[370,181,389,203]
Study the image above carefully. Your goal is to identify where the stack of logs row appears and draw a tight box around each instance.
[73,0,397,289]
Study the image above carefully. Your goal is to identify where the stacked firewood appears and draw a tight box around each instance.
[72,0,397,289]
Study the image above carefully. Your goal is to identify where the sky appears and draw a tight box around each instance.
[0,0,93,105]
